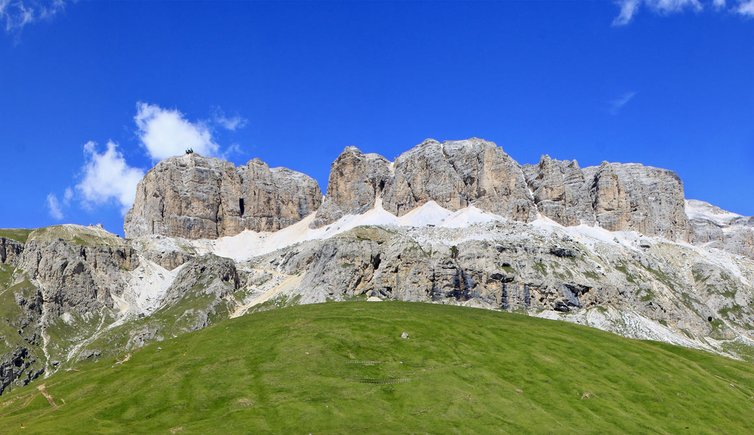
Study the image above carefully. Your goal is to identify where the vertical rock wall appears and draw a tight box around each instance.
[124,154,322,239]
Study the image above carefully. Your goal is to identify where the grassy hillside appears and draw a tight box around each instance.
[0,228,33,243]
[0,302,752,433]
[26,225,125,247]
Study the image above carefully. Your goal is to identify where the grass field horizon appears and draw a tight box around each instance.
[1,301,752,433]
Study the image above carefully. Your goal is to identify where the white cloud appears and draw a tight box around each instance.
[213,111,248,131]
[46,185,74,220]
[46,193,64,220]
[220,143,245,160]
[1,0,67,34]
[614,0,642,25]
[737,0,754,15]
[63,186,73,204]
[611,0,754,24]
[135,102,219,161]
[609,91,637,114]
[651,0,703,14]
[613,0,702,26]
[76,141,145,215]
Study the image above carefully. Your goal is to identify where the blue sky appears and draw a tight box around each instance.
[1,0,753,235]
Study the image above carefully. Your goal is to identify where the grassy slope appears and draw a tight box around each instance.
[26,225,124,247]
[0,302,752,434]
[0,229,33,243]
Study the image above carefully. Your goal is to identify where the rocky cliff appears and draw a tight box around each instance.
[687,200,754,258]
[523,155,595,227]
[523,158,690,241]
[381,139,537,221]
[0,224,248,394]
[124,154,322,239]
[586,163,690,241]
[18,225,139,318]
[312,146,392,227]
[0,238,23,265]
[313,139,538,226]
[314,138,690,242]
[126,139,693,244]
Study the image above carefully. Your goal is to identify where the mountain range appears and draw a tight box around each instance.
[1,137,753,395]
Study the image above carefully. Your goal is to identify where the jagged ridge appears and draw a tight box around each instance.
[125,138,695,245]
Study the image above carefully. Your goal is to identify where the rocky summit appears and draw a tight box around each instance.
[124,153,322,239]
[1,137,753,397]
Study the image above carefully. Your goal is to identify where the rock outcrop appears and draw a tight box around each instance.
[0,348,44,396]
[383,139,537,221]
[130,236,197,270]
[119,255,242,351]
[0,276,44,396]
[121,139,693,243]
[18,225,138,317]
[523,156,595,226]
[586,163,690,241]
[687,200,754,258]
[523,158,690,241]
[0,238,23,265]
[313,147,392,227]
[125,154,322,239]
[314,138,538,227]
[277,225,616,312]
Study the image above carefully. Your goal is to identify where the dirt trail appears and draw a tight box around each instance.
[36,384,57,409]
[230,274,302,318]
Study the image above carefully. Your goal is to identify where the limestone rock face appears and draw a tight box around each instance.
[718,223,754,259]
[18,225,138,317]
[0,348,43,396]
[124,154,322,239]
[0,276,44,396]
[130,236,197,271]
[382,138,537,221]
[311,139,691,242]
[125,140,692,243]
[686,200,754,258]
[125,154,238,239]
[155,254,242,334]
[523,156,595,226]
[523,158,690,241]
[313,147,392,227]
[281,226,613,311]
[0,238,23,265]
[238,160,323,233]
[588,163,690,241]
